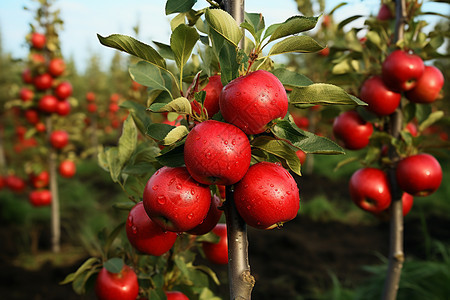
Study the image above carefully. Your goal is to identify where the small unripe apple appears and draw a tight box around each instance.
[219,70,288,134]
[143,166,211,232]
[395,153,442,196]
[381,50,424,92]
[184,120,251,185]
[95,265,139,300]
[234,162,300,229]
[405,66,444,104]
[49,130,69,149]
[126,202,177,255]
[359,76,401,116]
[332,110,373,150]
[349,168,391,214]
[202,223,228,264]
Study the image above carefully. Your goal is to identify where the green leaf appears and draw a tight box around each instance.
[170,24,200,71]
[418,111,444,132]
[118,116,137,168]
[101,147,121,183]
[329,2,347,15]
[199,287,222,300]
[120,100,152,136]
[112,202,136,210]
[104,258,124,274]
[337,15,363,30]
[153,41,175,60]
[266,36,324,57]
[129,61,173,97]
[209,29,240,85]
[156,143,185,167]
[60,257,100,285]
[149,97,192,115]
[289,83,366,107]
[165,0,197,15]
[104,222,126,257]
[251,136,302,176]
[122,162,156,176]
[242,12,265,42]
[146,123,176,141]
[205,8,243,47]
[268,15,319,43]
[195,265,221,286]
[163,125,189,145]
[97,34,166,68]
[272,119,345,154]
[272,68,313,88]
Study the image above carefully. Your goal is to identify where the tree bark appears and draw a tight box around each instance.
[382,1,407,298]
[222,2,255,299]
[46,116,61,253]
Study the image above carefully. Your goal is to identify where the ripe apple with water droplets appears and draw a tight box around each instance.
[187,194,223,235]
[184,120,251,185]
[95,265,139,300]
[349,167,391,213]
[219,70,288,135]
[165,291,190,300]
[126,202,177,255]
[143,166,211,232]
[191,74,223,118]
[202,223,228,264]
[234,162,300,229]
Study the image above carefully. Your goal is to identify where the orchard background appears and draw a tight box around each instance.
[0,0,449,299]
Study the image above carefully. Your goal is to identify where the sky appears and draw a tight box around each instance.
[0,0,446,72]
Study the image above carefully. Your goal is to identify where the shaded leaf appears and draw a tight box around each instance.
[156,143,185,167]
[418,111,444,132]
[60,257,100,285]
[146,123,176,141]
[120,100,152,136]
[165,0,197,15]
[266,36,324,57]
[208,29,240,85]
[272,68,313,88]
[205,8,243,47]
[118,116,137,168]
[153,41,175,60]
[129,61,173,97]
[171,24,200,71]
[104,258,124,274]
[337,15,364,30]
[97,34,166,68]
[268,15,319,43]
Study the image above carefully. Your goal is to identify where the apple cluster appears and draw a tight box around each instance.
[11,31,77,206]
[124,70,301,264]
[332,49,444,216]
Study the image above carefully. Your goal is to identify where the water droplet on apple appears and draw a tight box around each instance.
[206,152,211,159]
[224,140,228,145]
[246,205,251,210]
[259,186,264,189]
[262,190,269,195]
[195,136,200,140]
[244,184,248,189]
[227,166,231,170]
[127,215,133,226]
[152,185,159,190]
[132,225,137,234]
[270,184,274,187]
[271,100,276,105]
[190,188,195,195]
[187,213,194,220]
[275,93,278,97]
[168,178,175,186]
[157,195,166,204]
[203,140,207,144]
[286,191,291,195]
[231,139,236,145]
[176,184,182,190]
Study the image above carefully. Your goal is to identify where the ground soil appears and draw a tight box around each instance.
[0,174,448,299]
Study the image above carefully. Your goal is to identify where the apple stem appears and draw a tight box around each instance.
[46,116,61,253]
[224,185,255,299]
[381,0,407,299]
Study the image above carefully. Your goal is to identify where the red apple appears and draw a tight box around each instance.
[86,92,96,102]
[24,109,40,125]
[381,50,424,92]
[359,76,401,116]
[87,103,97,113]
[31,53,46,64]
[322,15,331,28]
[34,73,53,90]
[95,265,139,300]
[54,81,72,100]
[377,4,393,20]
[5,175,26,193]
[295,149,307,165]
[126,202,177,255]
[405,66,444,104]
[48,58,65,77]
[49,130,69,149]
[349,167,391,214]
[109,103,120,113]
[29,190,52,206]
[219,70,288,134]
[292,114,309,130]
[22,69,33,84]
[30,170,49,189]
[401,193,414,216]
[56,100,71,116]
[30,32,46,49]
[202,223,228,264]
[405,122,418,137]
[187,194,223,235]
[332,110,373,150]
[19,87,34,102]
[165,291,190,300]
[35,122,46,132]
[234,162,300,229]
[184,120,251,185]
[191,75,223,118]
[143,166,211,232]
[318,46,330,57]
[395,153,442,196]
[38,95,58,113]
[110,93,120,103]
[59,160,76,178]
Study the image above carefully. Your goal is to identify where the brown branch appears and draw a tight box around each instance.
[382,0,407,298]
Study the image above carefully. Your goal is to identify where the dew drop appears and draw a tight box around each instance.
[195,136,201,140]
[286,191,291,195]
[236,91,241,96]
[203,140,207,144]
[187,213,194,220]
[270,184,274,187]
[275,93,279,97]
[157,195,166,204]
[168,178,175,186]
[274,188,278,192]
[206,152,211,159]
[224,140,228,145]
[244,184,249,189]
[176,184,182,190]
[227,166,231,170]
[262,190,269,195]
[190,188,195,195]
[271,100,276,105]
[127,215,133,226]
[231,139,236,145]
[246,205,251,210]
[132,225,138,234]
[152,185,159,190]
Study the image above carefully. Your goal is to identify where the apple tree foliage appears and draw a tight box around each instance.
[63,0,370,298]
